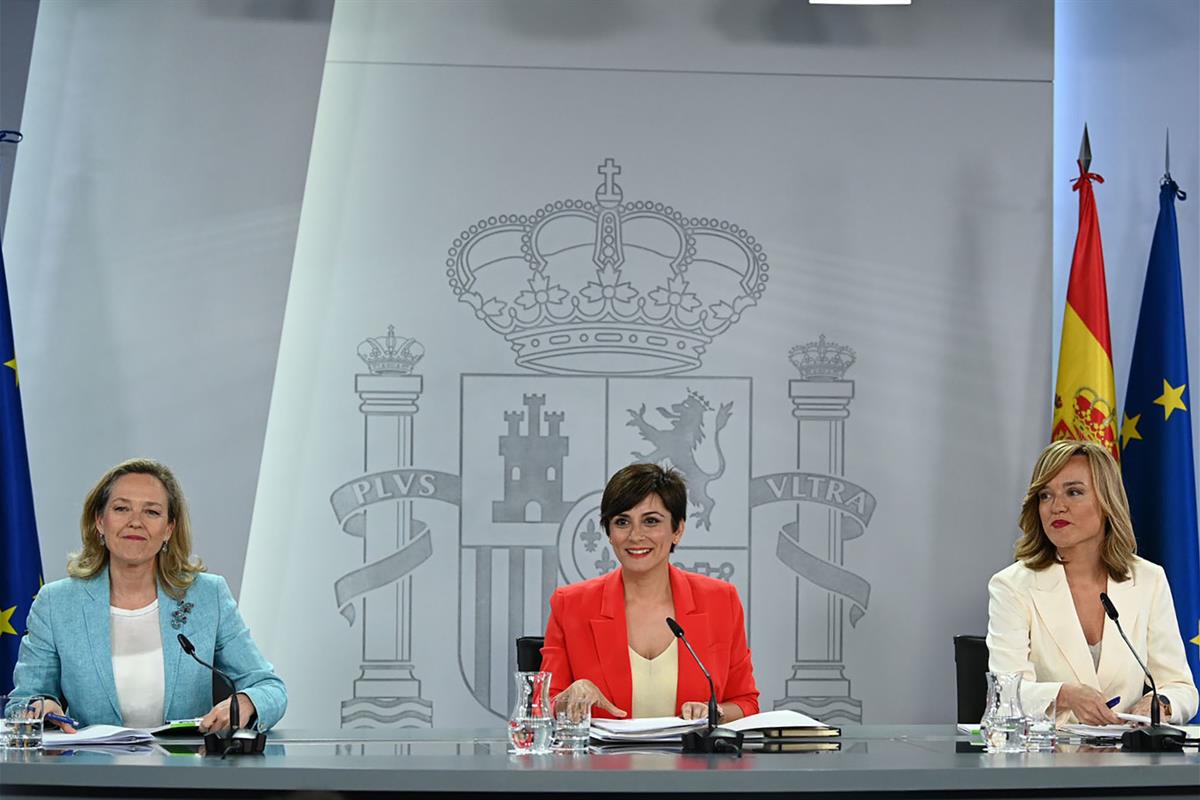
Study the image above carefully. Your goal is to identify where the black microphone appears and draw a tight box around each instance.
[1098,592,1183,752]
[666,617,743,755]
[666,617,718,729]
[177,634,265,755]
[177,634,240,733]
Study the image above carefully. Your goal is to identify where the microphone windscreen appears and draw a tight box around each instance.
[1099,592,1119,620]
[177,633,195,655]
[666,617,685,638]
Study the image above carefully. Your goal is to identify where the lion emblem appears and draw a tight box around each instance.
[626,389,733,529]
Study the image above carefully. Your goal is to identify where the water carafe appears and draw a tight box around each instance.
[508,670,553,754]
[980,672,1026,754]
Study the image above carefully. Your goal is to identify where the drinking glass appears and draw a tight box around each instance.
[4,697,43,750]
[980,672,1025,754]
[1022,696,1057,752]
[508,671,553,755]
[554,703,591,753]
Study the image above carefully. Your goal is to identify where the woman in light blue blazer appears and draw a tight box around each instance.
[7,458,286,733]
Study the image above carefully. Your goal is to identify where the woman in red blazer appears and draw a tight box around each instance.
[541,464,759,722]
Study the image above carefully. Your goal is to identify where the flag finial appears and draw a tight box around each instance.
[1164,128,1171,181]
[1078,124,1092,173]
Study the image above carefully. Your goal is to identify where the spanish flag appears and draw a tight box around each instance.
[1053,127,1118,459]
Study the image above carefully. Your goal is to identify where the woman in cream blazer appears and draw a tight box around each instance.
[987,440,1197,725]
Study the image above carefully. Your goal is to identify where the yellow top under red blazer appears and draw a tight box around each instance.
[540,565,759,719]
[987,556,1197,724]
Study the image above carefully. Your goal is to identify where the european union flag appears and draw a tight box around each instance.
[0,236,42,695]
[1121,177,1200,720]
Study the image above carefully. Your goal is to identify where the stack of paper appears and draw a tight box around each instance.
[42,719,203,748]
[1059,723,1133,739]
[43,725,155,747]
[589,716,706,745]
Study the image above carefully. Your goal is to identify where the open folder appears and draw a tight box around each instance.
[589,709,838,746]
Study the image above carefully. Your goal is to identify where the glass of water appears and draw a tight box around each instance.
[554,704,591,753]
[4,697,44,750]
[1022,696,1057,752]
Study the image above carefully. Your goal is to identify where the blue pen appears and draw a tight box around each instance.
[44,712,79,728]
[1105,696,1121,708]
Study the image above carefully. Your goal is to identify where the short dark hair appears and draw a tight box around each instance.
[600,463,688,539]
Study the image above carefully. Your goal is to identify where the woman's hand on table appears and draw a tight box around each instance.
[199,692,257,734]
[34,698,77,733]
[1057,683,1121,725]
[680,701,743,723]
[553,679,626,723]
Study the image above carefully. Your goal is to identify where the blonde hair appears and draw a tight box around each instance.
[68,458,205,598]
[1015,439,1136,580]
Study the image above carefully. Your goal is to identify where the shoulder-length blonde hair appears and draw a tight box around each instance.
[1015,439,1136,581]
[68,458,205,598]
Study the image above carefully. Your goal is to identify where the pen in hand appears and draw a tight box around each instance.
[43,712,79,732]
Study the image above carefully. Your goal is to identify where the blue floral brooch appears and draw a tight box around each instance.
[170,600,194,630]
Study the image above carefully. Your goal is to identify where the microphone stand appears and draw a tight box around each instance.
[1098,593,1184,752]
[177,634,266,755]
[666,617,744,756]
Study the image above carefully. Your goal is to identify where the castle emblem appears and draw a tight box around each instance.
[494,394,571,524]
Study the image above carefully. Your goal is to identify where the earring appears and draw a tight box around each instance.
[161,540,169,553]
[98,532,105,546]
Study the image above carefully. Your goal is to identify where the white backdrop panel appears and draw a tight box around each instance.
[5,0,333,595]
[243,0,1052,727]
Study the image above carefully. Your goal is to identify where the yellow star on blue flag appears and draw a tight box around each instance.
[1153,379,1187,420]
[0,605,18,637]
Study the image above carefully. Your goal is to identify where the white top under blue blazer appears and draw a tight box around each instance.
[8,568,286,730]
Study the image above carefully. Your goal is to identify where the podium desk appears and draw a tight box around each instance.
[3,725,1197,799]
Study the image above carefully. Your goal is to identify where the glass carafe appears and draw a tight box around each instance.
[980,672,1026,753]
[508,670,553,754]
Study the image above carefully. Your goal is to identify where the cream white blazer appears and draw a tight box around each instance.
[986,556,1197,724]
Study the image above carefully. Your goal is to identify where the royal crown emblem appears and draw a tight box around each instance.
[1052,386,1118,457]
[447,158,769,375]
[789,335,855,381]
[357,326,425,375]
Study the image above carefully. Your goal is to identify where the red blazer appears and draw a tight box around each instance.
[541,565,759,719]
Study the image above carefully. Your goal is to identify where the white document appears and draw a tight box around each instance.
[1060,723,1132,738]
[589,716,705,741]
[42,718,203,747]
[724,709,828,732]
[1115,712,1152,725]
[43,724,154,747]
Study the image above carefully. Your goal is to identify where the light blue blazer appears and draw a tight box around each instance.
[8,568,286,730]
